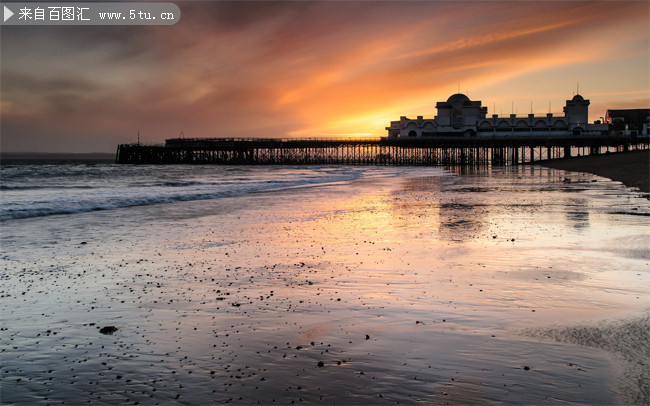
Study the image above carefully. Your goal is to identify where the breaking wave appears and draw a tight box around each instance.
[0,164,371,221]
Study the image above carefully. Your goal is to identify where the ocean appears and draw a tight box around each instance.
[0,161,377,221]
[1,161,648,404]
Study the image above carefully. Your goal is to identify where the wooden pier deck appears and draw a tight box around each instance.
[115,136,649,166]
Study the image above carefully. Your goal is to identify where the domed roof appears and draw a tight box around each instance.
[446,93,471,105]
[572,94,585,102]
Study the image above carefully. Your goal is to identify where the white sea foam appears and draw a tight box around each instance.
[1,163,441,221]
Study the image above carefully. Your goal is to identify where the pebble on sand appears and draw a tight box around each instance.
[99,326,118,335]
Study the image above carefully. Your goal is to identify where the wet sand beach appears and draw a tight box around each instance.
[536,149,649,193]
[1,165,649,404]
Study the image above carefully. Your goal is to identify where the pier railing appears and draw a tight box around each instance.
[116,135,649,165]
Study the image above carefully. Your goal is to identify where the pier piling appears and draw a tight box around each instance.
[115,136,648,166]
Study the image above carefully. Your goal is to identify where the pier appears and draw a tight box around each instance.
[115,136,648,166]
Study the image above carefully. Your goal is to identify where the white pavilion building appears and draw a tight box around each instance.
[386,94,608,138]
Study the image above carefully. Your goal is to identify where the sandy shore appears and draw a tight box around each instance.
[535,149,649,193]
[2,165,649,404]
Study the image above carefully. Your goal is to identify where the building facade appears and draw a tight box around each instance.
[386,94,609,138]
[605,109,650,137]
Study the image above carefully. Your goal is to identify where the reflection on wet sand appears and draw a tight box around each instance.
[1,166,648,404]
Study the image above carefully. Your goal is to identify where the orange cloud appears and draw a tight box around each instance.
[1,1,648,151]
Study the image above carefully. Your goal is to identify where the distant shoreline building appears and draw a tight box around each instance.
[605,108,650,137]
[386,93,613,138]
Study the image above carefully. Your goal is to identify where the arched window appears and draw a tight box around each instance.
[497,120,512,132]
[478,121,493,132]
[408,130,417,137]
[533,120,549,131]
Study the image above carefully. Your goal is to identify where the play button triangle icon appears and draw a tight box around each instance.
[4,6,14,22]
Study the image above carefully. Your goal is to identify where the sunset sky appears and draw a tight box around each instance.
[1,1,649,153]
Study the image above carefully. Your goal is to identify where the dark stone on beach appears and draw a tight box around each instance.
[317,361,324,367]
[99,326,118,335]
[365,334,370,340]
[523,366,530,370]
[80,242,87,245]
